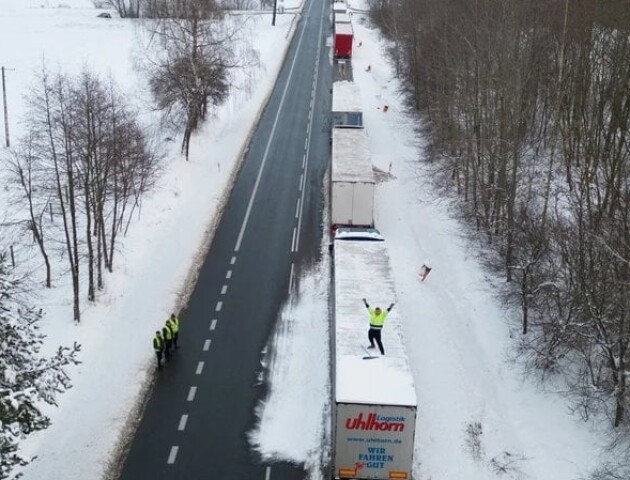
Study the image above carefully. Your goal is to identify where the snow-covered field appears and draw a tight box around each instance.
[0,0,303,478]
[0,0,607,479]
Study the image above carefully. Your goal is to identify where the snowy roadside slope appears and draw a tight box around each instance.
[6,6,302,480]
[349,9,604,480]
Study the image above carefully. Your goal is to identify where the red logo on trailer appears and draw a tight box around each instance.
[345,413,405,432]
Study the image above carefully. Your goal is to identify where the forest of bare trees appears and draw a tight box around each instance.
[369,0,630,475]
[6,67,159,323]
[98,0,261,18]
[2,0,255,323]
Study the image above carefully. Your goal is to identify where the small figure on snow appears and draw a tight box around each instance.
[153,330,164,370]
[363,298,395,356]
[167,313,180,350]
[419,261,432,282]
[162,321,174,360]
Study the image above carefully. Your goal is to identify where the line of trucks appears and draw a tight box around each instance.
[328,7,418,478]
[333,0,353,58]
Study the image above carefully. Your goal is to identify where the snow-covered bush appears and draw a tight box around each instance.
[0,253,80,479]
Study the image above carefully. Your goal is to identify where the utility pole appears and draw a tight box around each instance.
[1,66,11,148]
[272,0,277,26]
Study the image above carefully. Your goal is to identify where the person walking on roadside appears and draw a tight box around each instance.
[153,330,164,369]
[162,321,173,360]
[363,298,394,356]
[168,313,180,350]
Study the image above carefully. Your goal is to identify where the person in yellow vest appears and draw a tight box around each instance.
[168,313,180,350]
[162,321,173,360]
[153,330,164,369]
[363,298,395,356]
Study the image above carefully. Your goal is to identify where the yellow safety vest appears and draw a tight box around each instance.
[169,317,180,333]
[153,335,163,352]
[368,308,388,328]
[163,325,173,340]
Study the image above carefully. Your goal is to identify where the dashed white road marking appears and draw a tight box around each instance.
[210,319,218,330]
[226,270,232,279]
[233,4,314,253]
[215,301,223,312]
[230,256,237,265]
[293,0,326,255]
[221,285,228,295]
[203,339,212,351]
[291,227,297,252]
[265,466,271,480]
[187,386,197,402]
[178,414,188,431]
[288,263,295,294]
[196,361,205,375]
[167,446,179,464]
[295,198,301,218]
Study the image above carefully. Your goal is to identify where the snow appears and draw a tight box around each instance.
[0,0,304,478]
[332,128,373,182]
[336,22,353,35]
[332,1,347,14]
[0,0,606,479]
[334,12,351,24]
[333,80,362,114]
[334,238,416,407]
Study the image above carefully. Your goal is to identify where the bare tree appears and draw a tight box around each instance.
[367,0,630,440]
[27,69,83,323]
[143,0,256,159]
[17,65,159,322]
[103,0,143,18]
[5,139,53,288]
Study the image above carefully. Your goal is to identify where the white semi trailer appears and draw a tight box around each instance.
[332,228,417,480]
[332,80,363,128]
[331,128,374,229]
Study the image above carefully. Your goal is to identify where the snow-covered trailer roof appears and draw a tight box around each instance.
[335,22,353,36]
[332,128,373,184]
[332,1,347,13]
[333,80,362,114]
[333,238,417,407]
[334,12,351,24]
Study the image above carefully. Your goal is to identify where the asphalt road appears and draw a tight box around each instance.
[117,0,331,479]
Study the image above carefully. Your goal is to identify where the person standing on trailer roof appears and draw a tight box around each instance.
[363,298,394,356]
